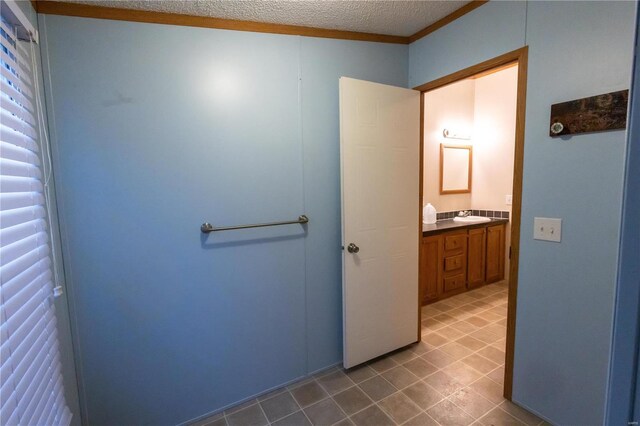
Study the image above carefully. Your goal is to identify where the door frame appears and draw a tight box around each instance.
[413,46,528,400]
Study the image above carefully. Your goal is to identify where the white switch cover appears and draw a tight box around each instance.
[533,217,562,242]
[505,195,513,205]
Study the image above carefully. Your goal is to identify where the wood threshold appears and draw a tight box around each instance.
[33,1,409,44]
[408,0,489,43]
[414,46,528,401]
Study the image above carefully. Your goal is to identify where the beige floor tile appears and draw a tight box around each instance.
[358,376,397,402]
[271,411,311,426]
[333,386,373,416]
[424,371,464,396]
[471,328,502,344]
[427,399,475,426]
[389,347,419,364]
[226,404,268,426]
[465,316,490,328]
[349,404,394,426]
[260,392,300,423]
[334,418,355,426]
[402,357,438,378]
[439,342,475,360]
[431,302,455,312]
[423,332,449,348]
[344,365,377,384]
[461,353,499,374]
[456,335,488,351]
[291,382,329,408]
[499,401,544,426]
[448,387,496,419]
[477,345,505,365]
[478,407,524,425]
[404,412,440,426]
[469,377,504,404]
[433,313,458,326]
[436,326,466,341]
[442,362,483,386]
[303,398,346,426]
[408,341,432,356]
[368,356,398,373]
[378,392,422,424]
[487,366,505,386]
[484,323,507,337]
[422,349,457,368]
[475,310,505,323]
[381,366,420,389]
[447,308,474,320]
[402,381,444,410]
[450,320,479,334]
[317,371,355,395]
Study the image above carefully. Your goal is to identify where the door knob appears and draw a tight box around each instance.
[347,243,360,254]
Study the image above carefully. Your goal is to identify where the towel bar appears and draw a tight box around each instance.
[200,215,309,233]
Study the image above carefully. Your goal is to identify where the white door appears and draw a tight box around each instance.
[340,77,420,368]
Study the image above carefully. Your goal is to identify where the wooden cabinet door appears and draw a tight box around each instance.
[421,235,442,304]
[486,224,505,283]
[468,228,486,288]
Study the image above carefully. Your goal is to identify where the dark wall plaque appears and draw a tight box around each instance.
[549,90,629,137]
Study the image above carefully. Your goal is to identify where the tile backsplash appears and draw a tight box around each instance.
[436,209,510,220]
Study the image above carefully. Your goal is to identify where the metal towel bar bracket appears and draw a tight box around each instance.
[201,215,309,233]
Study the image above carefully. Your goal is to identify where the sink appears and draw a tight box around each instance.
[453,216,492,223]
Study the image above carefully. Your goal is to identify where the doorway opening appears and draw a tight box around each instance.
[415,47,528,401]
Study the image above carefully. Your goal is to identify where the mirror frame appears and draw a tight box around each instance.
[440,144,473,194]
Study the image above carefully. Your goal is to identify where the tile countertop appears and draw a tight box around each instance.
[422,217,509,237]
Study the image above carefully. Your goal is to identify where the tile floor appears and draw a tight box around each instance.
[194,281,546,426]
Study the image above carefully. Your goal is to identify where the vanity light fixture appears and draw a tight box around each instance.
[443,128,471,140]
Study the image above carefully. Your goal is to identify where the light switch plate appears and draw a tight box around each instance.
[505,195,513,205]
[533,217,562,242]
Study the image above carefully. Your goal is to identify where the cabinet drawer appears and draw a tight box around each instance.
[444,255,464,273]
[444,274,465,293]
[444,234,466,253]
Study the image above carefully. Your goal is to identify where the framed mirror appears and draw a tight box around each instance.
[440,144,472,194]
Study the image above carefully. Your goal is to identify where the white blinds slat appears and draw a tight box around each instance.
[0,141,40,165]
[0,158,42,179]
[0,77,34,113]
[0,175,43,193]
[0,204,46,229]
[0,243,49,285]
[1,258,51,306]
[0,20,16,42]
[1,91,36,128]
[1,104,38,140]
[0,191,45,211]
[4,270,51,324]
[1,9,72,425]
[0,232,49,267]
[1,124,39,152]
[0,218,47,247]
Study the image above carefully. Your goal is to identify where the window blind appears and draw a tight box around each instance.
[0,14,72,426]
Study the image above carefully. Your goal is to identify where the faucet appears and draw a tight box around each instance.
[458,210,472,217]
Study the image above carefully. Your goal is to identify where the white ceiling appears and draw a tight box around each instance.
[51,0,471,37]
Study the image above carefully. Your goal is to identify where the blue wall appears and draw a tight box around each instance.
[410,1,637,424]
[606,10,640,424]
[39,14,407,425]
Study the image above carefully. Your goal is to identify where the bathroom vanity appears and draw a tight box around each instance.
[421,218,507,305]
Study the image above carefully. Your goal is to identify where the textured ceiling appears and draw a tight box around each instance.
[49,0,471,36]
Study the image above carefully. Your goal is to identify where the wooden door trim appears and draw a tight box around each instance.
[33,0,409,44]
[408,0,488,43]
[414,46,528,400]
